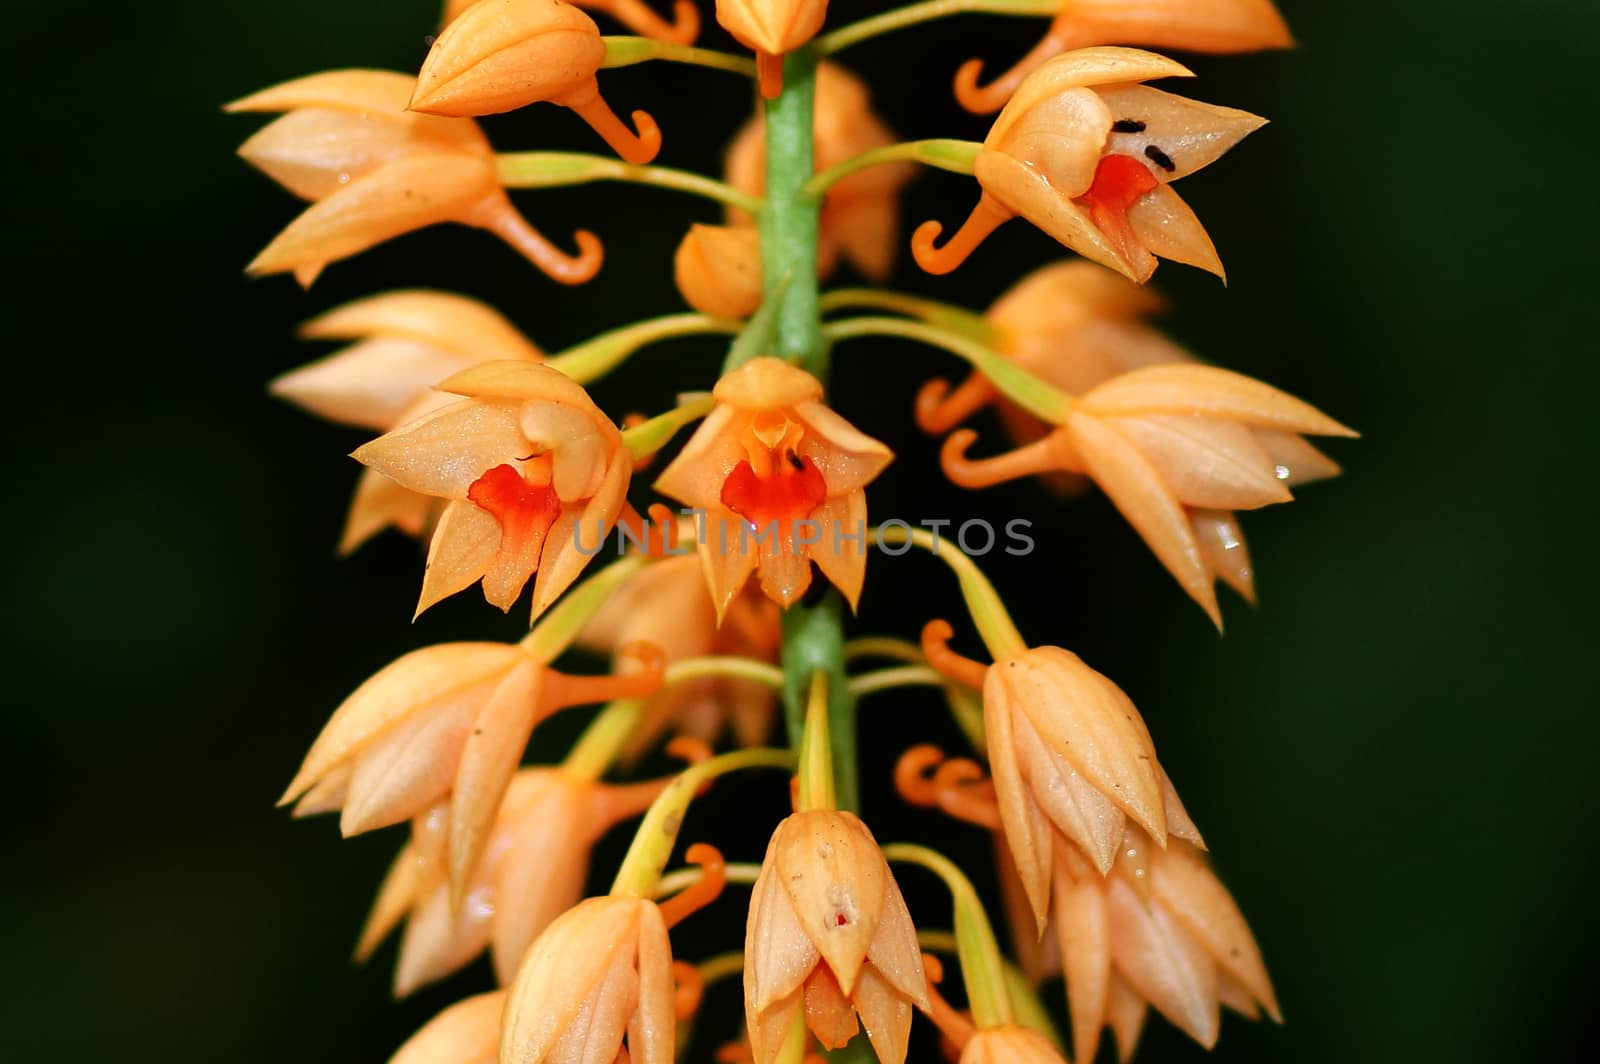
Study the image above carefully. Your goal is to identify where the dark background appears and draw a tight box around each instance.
[4,0,1595,1061]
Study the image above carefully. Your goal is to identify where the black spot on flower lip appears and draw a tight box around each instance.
[1112,119,1147,134]
[1144,145,1177,173]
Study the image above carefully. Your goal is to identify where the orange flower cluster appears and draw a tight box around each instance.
[238,1,1340,1062]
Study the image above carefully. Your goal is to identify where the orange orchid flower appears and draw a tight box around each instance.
[744,810,929,1063]
[579,553,782,758]
[229,70,600,285]
[353,361,631,619]
[279,639,662,899]
[413,0,661,165]
[939,362,1353,623]
[444,0,701,43]
[955,0,1292,113]
[387,990,503,1064]
[674,223,763,319]
[726,64,913,281]
[716,0,829,97]
[271,290,545,553]
[913,48,1265,283]
[1052,835,1280,1061]
[654,358,893,617]
[500,895,678,1063]
[354,764,686,992]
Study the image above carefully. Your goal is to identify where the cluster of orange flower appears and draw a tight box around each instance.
[237,2,1351,1062]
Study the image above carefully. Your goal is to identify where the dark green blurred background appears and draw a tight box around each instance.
[4,0,1595,1061]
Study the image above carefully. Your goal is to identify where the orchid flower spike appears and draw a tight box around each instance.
[271,290,545,553]
[743,811,929,1062]
[913,48,1265,283]
[352,361,632,619]
[229,70,601,285]
[654,358,893,617]
[725,63,913,280]
[955,0,1292,114]
[414,0,662,164]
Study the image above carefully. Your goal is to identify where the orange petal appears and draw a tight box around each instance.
[1190,509,1254,604]
[411,0,606,117]
[502,899,639,1063]
[852,964,915,1064]
[745,847,822,1013]
[301,289,544,362]
[355,844,420,963]
[1152,843,1279,1022]
[1107,414,1290,510]
[1009,702,1126,873]
[340,694,478,836]
[974,152,1138,281]
[1099,85,1266,183]
[1079,364,1358,437]
[1061,0,1293,55]
[448,658,544,896]
[807,491,868,611]
[991,48,1193,146]
[1054,851,1111,1064]
[1106,877,1220,1048]
[529,455,631,619]
[354,398,527,499]
[988,85,1112,198]
[629,901,678,1064]
[793,403,895,495]
[1106,972,1149,1063]
[1124,183,1225,280]
[984,697,1055,928]
[1255,429,1342,486]
[772,811,888,997]
[489,777,591,983]
[389,990,504,1064]
[394,878,495,995]
[238,109,420,201]
[416,499,501,617]
[272,337,473,431]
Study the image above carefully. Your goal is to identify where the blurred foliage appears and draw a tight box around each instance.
[2,1,1596,1062]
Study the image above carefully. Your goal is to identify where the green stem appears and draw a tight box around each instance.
[497,152,761,214]
[802,140,981,200]
[814,0,1058,55]
[797,672,836,810]
[620,393,715,462]
[819,288,998,343]
[654,863,762,899]
[842,636,926,664]
[869,525,1027,660]
[882,843,1015,1029]
[547,312,742,384]
[780,594,858,812]
[824,315,1073,424]
[761,50,825,375]
[663,655,786,689]
[848,665,946,699]
[563,698,645,781]
[601,35,758,78]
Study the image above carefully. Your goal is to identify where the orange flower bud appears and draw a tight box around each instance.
[726,64,911,280]
[230,70,601,285]
[272,290,546,553]
[654,358,893,616]
[983,644,1202,924]
[955,0,1292,114]
[913,49,1264,283]
[501,895,677,1063]
[960,1026,1066,1064]
[1051,837,1279,1060]
[578,553,781,758]
[744,811,928,1063]
[674,224,763,319]
[716,0,828,94]
[353,361,631,618]
[413,0,661,164]
[387,990,503,1064]
[447,0,700,42]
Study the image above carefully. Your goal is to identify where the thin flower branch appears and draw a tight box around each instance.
[654,863,763,898]
[869,525,1026,660]
[820,287,998,343]
[842,635,927,664]
[620,393,716,461]
[803,139,982,200]
[814,0,1058,56]
[663,655,787,690]
[547,312,743,383]
[497,151,764,213]
[601,34,758,77]
[847,664,947,698]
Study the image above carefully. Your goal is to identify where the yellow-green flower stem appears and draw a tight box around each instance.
[654,862,761,898]
[797,671,837,811]
[548,313,742,385]
[777,1008,810,1064]
[882,843,1015,1030]
[814,0,1059,55]
[842,636,926,664]
[520,553,647,658]
[802,140,981,201]
[600,35,758,78]
[563,697,646,782]
[819,288,998,345]
[915,931,1063,1048]
[847,665,946,698]
[496,152,762,214]
[665,655,786,689]
[695,951,747,987]
[824,316,1073,424]
[621,393,715,462]
[870,525,1027,660]
[610,747,795,898]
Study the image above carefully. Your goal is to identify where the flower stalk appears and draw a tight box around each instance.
[497,151,763,213]
[815,0,1058,55]
[804,139,981,199]
[600,34,759,77]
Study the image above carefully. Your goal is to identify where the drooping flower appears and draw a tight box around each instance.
[279,640,661,896]
[353,361,631,619]
[726,63,912,281]
[444,0,700,43]
[271,290,545,553]
[716,0,829,95]
[913,48,1265,283]
[1052,835,1280,1060]
[413,0,662,164]
[674,224,763,319]
[355,766,678,992]
[500,895,677,1064]
[980,641,1202,926]
[744,810,929,1063]
[578,553,781,758]
[954,0,1292,114]
[229,70,600,285]
[960,1025,1067,1064]
[387,990,503,1064]
[939,362,1353,622]
[654,357,893,616]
